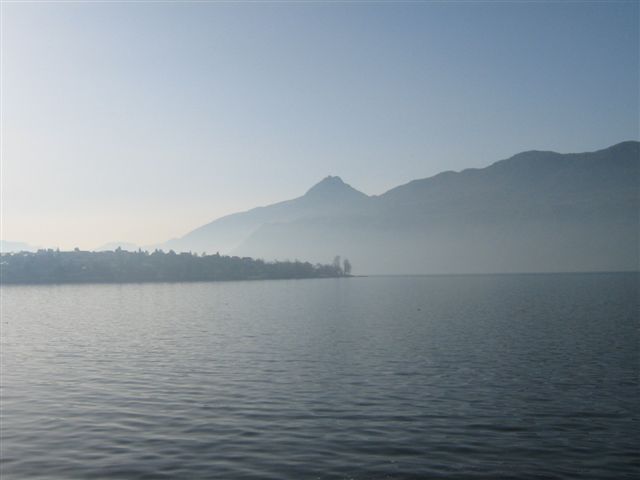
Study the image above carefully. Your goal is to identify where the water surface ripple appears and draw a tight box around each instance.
[1,274,638,479]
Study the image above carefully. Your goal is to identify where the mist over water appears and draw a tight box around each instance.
[2,274,637,479]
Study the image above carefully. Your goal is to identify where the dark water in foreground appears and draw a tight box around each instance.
[1,274,638,479]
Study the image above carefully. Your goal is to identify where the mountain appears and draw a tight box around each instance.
[95,241,140,252]
[162,142,639,274]
[161,176,369,254]
[0,240,39,253]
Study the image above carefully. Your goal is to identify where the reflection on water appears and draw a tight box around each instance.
[1,274,638,479]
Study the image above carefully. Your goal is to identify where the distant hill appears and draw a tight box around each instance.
[0,240,39,253]
[96,241,140,252]
[161,176,369,255]
[161,142,640,274]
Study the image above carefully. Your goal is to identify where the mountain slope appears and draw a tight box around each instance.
[0,240,39,253]
[161,176,370,254]
[233,142,639,273]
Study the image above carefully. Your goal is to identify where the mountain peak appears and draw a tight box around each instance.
[304,176,366,199]
[311,175,346,188]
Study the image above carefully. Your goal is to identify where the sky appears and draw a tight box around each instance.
[2,1,638,250]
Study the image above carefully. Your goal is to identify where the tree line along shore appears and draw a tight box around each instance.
[0,249,353,284]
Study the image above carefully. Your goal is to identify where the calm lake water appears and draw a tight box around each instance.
[1,274,638,479]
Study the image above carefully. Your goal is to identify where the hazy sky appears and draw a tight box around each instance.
[2,1,638,249]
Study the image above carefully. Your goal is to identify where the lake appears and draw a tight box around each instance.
[1,274,638,479]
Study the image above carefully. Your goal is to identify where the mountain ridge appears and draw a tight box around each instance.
[159,141,639,274]
[160,175,369,255]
